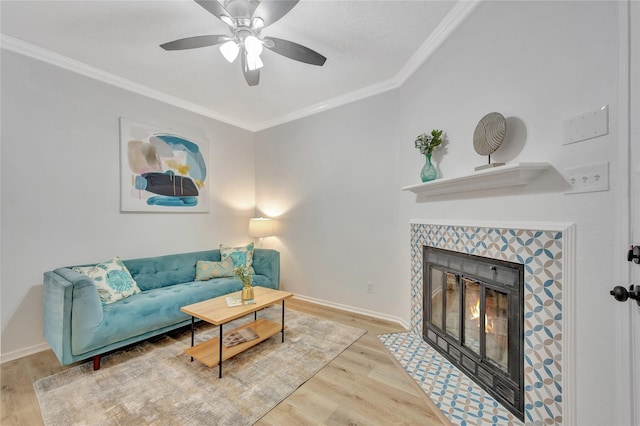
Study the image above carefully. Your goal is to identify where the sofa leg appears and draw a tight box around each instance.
[93,355,101,371]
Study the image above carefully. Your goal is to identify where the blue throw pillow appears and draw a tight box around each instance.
[220,243,255,274]
[73,257,141,305]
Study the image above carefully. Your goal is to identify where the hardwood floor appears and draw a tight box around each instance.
[1,298,449,425]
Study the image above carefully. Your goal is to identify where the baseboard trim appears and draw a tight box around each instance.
[0,342,50,364]
[292,294,410,331]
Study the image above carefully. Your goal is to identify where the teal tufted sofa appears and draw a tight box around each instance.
[43,248,280,369]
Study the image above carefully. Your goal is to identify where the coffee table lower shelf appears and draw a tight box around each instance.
[185,318,285,368]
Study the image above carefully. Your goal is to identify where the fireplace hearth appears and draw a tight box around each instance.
[423,246,524,420]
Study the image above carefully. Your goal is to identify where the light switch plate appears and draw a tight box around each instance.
[564,162,610,194]
[563,105,609,145]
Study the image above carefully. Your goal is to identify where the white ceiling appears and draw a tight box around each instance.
[1,0,474,131]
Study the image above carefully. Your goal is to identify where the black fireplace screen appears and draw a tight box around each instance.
[423,246,524,420]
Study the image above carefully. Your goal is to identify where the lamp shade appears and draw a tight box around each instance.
[220,40,239,63]
[248,217,274,238]
[245,52,263,70]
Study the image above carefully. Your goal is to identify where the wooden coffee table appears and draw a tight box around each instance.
[180,286,294,378]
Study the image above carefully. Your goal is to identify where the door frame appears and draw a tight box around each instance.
[616,2,638,425]
[629,1,639,424]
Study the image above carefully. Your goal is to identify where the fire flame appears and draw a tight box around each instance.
[486,315,494,333]
[470,299,480,320]
[469,299,494,333]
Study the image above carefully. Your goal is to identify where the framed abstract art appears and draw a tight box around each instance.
[120,118,209,212]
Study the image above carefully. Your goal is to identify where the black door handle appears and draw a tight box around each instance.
[610,285,640,306]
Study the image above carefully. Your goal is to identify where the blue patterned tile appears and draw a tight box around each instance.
[380,332,523,426]
[402,223,564,425]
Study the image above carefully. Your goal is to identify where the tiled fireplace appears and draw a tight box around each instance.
[380,221,575,425]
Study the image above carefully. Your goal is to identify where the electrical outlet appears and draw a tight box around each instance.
[367,282,375,293]
[564,162,609,194]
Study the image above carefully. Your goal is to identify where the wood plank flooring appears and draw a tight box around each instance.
[1,297,449,425]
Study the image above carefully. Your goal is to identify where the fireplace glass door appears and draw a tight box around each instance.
[423,246,523,420]
[445,272,460,339]
[485,287,509,371]
[463,278,481,355]
[430,268,443,330]
[462,278,509,371]
[429,270,461,339]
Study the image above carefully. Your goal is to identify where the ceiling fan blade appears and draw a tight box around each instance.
[263,37,326,66]
[252,0,299,27]
[241,52,260,86]
[194,0,233,22]
[160,35,226,51]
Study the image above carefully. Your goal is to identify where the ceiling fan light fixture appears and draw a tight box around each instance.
[244,35,263,55]
[246,52,264,71]
[161,0,326,86]
[252,17,264,30]
[220,40,239,63]
[220,14,234,27]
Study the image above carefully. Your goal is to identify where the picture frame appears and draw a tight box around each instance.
[120,117,209,212]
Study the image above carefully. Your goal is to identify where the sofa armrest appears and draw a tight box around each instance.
[43,268,104,365]
[252,249,280,289]
[43,271,73,364]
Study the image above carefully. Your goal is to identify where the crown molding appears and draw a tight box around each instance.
[0,0,480,132]
[251,78,399,131]
[395,0,480,85]
[0,34,255,131]
[252,0,480,132]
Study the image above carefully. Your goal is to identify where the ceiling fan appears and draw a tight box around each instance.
[160,0,326,86]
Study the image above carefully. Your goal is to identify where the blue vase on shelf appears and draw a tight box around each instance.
[421,153,437,182]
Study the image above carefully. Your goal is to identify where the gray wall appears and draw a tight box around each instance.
[0,1,633,424]
[255,90,402,315]
[1,50,257,357]
[255,2,625,424]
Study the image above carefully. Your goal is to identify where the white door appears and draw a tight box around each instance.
[631,163,639,422]
[614,2,640,424]
[629,2,639,424]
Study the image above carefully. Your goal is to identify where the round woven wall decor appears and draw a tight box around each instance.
[473,112,506,155]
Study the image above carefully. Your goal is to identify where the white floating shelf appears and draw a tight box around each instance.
[401,162,551,197]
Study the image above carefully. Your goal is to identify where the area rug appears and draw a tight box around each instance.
[34,307,366,426]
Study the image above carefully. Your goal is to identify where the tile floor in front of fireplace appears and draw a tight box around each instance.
[379,331,523,426]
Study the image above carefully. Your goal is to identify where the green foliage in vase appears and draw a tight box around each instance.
[414,129,443,155]
[233,265,252,286]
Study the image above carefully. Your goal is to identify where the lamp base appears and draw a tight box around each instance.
[241,286,254,301]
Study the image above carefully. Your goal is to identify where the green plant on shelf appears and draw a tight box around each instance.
[414,129,443,155]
